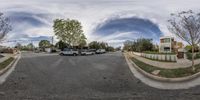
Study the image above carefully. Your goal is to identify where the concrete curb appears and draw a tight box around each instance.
[125,53,200,82]
[0,54,21,76]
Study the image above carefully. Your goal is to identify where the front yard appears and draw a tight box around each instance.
[0,57,14,70]
[131,57,200,78]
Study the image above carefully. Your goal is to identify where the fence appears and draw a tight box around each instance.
[132,52,177,62]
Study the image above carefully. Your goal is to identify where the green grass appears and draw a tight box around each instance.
[131,57,200,78]
[132,58,160,72]
[0,57,14,70]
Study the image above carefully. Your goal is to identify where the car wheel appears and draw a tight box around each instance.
[73,53,77,56]
[60,53,64,56]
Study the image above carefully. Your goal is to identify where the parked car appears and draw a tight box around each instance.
[96,49,106,54]
[34,49,40,53]
[81,49,95,55]
[59,48,79,56]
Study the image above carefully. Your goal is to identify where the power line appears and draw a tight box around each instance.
[0,37,53,43]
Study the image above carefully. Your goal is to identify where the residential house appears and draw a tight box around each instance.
[159,36,184,53]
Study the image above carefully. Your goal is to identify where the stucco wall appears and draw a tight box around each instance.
[132,52,177,62]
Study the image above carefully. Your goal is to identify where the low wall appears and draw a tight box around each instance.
[132,52,142,56]
[132,52,177,62]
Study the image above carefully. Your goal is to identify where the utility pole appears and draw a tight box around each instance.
[51,36,54,52]
[51,36,54,45]
[31,40,34,51]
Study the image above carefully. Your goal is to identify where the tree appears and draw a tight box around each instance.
[15,43,22,49]
[0,13,12,40]
[123,40,133,51]
[53,19,87,47]
[39,40,51,51]
[106,46,114,52]
[78,34,87,48]
[136,38,153,52]
[168,10,200,70]
[99,42,108,49]
[88,41,101,49]
[115,46,121,51]
[55,40,70,51]
[123,38,153,52]
[185,45,199,53]
[88,41,108,50]
[27,43,34,51]
[152,44,159,52]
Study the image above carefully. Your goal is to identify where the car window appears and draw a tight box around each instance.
[64,48,70,51]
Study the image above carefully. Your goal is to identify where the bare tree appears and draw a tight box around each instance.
[0,12,12,41]
[168,10,200,70]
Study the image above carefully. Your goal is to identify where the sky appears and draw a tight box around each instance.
[0,0,200,47]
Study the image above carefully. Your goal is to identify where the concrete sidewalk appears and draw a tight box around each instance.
[125,53,200,89]
[129,52,200,69]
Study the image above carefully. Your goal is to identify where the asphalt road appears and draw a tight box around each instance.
[0,52,200,100]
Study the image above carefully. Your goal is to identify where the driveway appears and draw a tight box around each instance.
[0,52,200,100]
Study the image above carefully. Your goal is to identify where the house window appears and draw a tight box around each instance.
[160,39,164,43]
[164,47,170,51]
[163,38,170,43]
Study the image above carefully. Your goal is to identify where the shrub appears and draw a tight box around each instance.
[186,52,200,60]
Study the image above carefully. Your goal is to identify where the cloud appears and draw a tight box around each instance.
[93,17,163,38]
[1,0,200,47]
[7,12,48,26]
[5,11,53,31]
[2,11,54,46]
[1,35,52,47]
[89,16,163,47]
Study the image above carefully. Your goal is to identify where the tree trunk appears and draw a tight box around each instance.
[192,45,195,71]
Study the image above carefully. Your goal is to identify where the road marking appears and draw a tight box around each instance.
[0,54,21,84]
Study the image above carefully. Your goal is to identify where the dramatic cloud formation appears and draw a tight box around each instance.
[0,0,200,46]
[93,17,163,46]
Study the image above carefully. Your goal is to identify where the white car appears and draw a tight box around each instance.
[81,49,95,55]
[96,49,106,54]
[60,49,79,56]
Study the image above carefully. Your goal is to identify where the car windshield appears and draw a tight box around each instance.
[1,1,200,100]
[63,48,70,51]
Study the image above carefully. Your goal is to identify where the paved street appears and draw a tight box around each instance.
[0,52,200,100]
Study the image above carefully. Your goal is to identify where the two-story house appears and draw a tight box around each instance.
[159,36,183,53]
[159,36,174,53]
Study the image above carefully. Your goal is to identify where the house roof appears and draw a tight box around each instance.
[160,36,174,39]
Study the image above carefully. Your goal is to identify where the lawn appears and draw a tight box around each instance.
[131,57,200,78]
[0,57,14,70]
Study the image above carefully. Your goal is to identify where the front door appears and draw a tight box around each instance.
[177,52,184,59]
